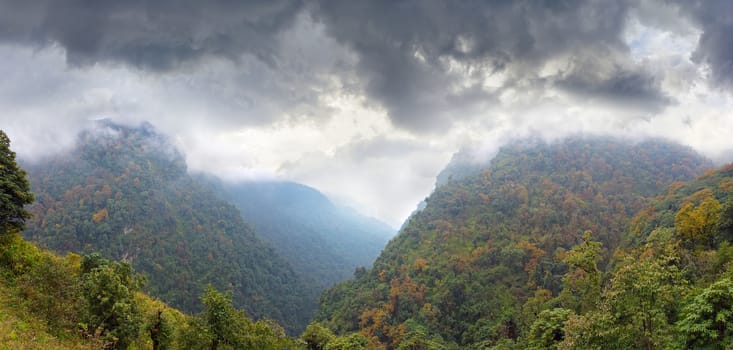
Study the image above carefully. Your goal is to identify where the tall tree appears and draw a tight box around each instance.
[558,231,602,315]
[527,308,572,350]
[201,285,246,350]
[675,195,722,248]
[562,236,687,350]
[677,278,733,349]
[0,130,34,233]
[79,253,143,350]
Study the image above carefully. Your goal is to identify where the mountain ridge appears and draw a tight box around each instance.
[20,121,313,333]
[316,136,714,348]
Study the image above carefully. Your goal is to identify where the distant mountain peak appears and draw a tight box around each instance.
[317,136,713,348]
[22,123,313,333]
[76,120,187,179]
[436,135,708,188]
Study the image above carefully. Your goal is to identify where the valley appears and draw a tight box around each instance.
[2,2,733,348]
[3,124,733,349]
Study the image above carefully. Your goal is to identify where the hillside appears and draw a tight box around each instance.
[543,162,733,349]
[20,121,312,333]
[218,180,393,291]
[0,258,86,350]
[0,232,309,349]
[1,128,338,349]
[629,163,733,248]
[316,137,713,348]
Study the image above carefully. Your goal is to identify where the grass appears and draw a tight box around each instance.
[0,281,89,350]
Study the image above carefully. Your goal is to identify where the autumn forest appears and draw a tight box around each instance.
[3,1,733,349]
[1,121,733,349]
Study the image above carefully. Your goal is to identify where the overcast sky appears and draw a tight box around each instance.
[1,0,733,227]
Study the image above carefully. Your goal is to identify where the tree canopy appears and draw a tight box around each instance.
[0,130,34,233]
[315,138,716,349]
[22,122,312,333]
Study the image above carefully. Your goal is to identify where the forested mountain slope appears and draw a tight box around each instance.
[629,163,733,248]
[316,137,713,349]
[0,231,305,350]
[2,128,344,349]
[543,162,733,350]
[20,121,312,333]
[219,180,394,290]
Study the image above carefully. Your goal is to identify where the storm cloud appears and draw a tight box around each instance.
[311,0,661,130]
[681,1,733,88]
[1,0,733,226]
[0,0,304,70]
[0,0,705,133]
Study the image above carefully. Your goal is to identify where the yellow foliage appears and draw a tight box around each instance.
[378,269,387,282]
[720,163,733,174]
[681,188,715,208]
[700,168,718,179]
[0,279,88,349]
[413,258,428,272]
[720,178,733,192]
[481,169,492,186]
[630,206,656,237]
[65,252,82,271]
[479,192,491,205]
[387,323,407,348]
[359,307,387,330]
[517,240,546,276]
[674,196,722,245]
[92,208,109,223]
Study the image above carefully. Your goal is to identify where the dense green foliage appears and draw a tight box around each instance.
[1,130,311,348]
[677,277,733,349]
[1,231,309,350]
[526,308,571,350]
[300,322,369,350]
[79,253,144,349]
[21,121,311,333]
[220,181,393,290]
[179,285,301,350]
[0,130,34,233]
[316,137,714,349]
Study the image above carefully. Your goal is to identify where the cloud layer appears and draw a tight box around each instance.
[2,0,731,131]
[313,0,662,130]
[1,0,733,226]
[0,0,305,69]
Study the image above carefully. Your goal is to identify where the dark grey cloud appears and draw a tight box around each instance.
[677,1,733,88]
[2,0,729,136]
[310,0,671,131]
[553,57,672,112]
[0,0,303,70]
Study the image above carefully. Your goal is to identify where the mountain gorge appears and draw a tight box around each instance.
[20,121,313,333]
[5,125,733,349]
[316,137,715,348]
[219,180,394,291]
[4,1,733,348]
